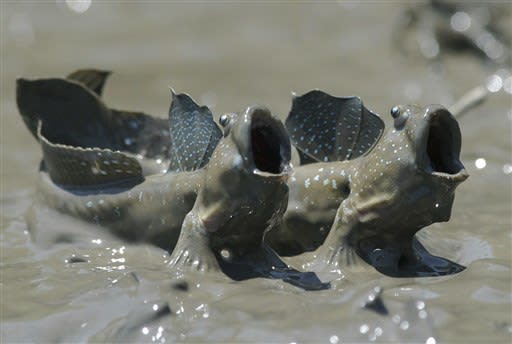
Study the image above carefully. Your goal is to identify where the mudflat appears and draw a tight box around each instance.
[1,2,510,342]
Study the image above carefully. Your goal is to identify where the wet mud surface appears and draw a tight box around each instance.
[1,2,511,343]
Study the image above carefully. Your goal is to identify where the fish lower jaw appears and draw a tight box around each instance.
[252,168,289,181]
[430,169,469,183]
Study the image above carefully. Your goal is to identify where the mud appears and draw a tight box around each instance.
[1,2,511,343]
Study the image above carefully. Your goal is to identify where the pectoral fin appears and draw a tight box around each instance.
[168,212,221,272]
[216,244,330,290]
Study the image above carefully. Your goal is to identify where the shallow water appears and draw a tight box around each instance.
[1,2,511,343]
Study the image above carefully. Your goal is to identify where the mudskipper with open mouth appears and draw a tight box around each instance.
[16,70,328,290]
[267,90,469,277]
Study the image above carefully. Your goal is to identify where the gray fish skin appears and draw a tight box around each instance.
[169,106,292,272]
[267,160,353,254]
[268,104,469,276]
[26,101,292,273]
[31,170,201,249]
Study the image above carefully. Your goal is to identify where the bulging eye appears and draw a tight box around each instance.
[390,106,401,118]
[219,113,236,137]
[219,114,230,127]
[391,105,408,128]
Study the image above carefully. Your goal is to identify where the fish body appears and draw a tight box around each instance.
[17,71,329,289]
[18,72,469,279]
[32,168,200,247]
[268,92,469,276]
[268,161,352,254]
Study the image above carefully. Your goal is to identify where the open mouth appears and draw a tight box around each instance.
[424,108,467,181]
[249,108,291,176]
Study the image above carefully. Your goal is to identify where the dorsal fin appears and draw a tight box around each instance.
[168,91,222,172]
[16,77,111,144]
[37,121,144,189]
[285,90,384,164]
[66,69,112,96]
[16,76,172,171]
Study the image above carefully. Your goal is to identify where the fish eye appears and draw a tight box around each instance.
[219,114,230,127]
[220,113,236,137]
[392,105,409,128]
[390,106,401,119]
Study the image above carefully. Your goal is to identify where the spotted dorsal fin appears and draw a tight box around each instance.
[285,90,384,164]
[66,69,112,97]
[37,121,144,189]
[168,91,222,172]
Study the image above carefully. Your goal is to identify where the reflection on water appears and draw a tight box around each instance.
[474,157,487,169]
[1,1,511,343]
[395,1,511,65]
[62,0,92,14]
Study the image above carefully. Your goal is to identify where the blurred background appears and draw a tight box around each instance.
[2,1,510,191]
[1,1,511,342]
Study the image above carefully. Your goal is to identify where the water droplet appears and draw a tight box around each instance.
[502,164,512,175]
[450,11,471,32]
[426,337,436,344]
[486,74,503,93]
[220,248,232,261]
[475,158,487,169]
[65,0,91,14]
[141,327,149,335]
[400,321,409,330]
[419,36,439,59]
[329,335,339,344]
[359,324,369,334]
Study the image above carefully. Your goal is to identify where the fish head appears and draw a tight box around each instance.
[196,106,292,253]
[352,104,468,233]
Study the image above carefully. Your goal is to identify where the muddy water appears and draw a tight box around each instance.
[1,2,511,343]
